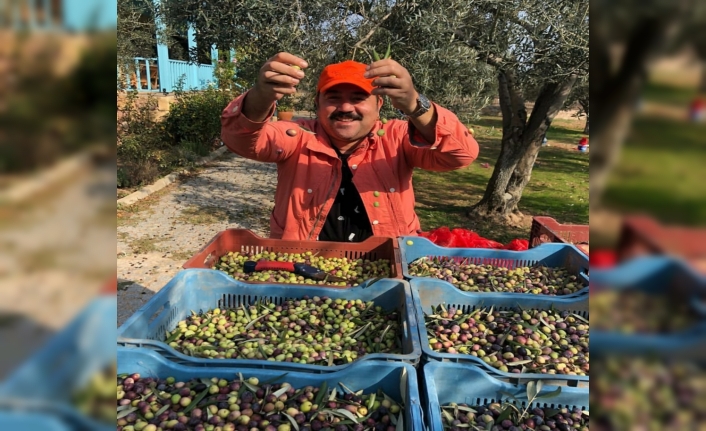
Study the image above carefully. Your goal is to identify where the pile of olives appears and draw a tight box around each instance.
[440,402,588,431]
[591,356,706,430]
[165,296,402,366]
[425,304,589,376]
[591,289,701,333]
[408,258,584,295]
[117,373,404,431]
[215,251,392,287]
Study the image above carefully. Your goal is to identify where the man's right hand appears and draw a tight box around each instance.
[242,52,308,122]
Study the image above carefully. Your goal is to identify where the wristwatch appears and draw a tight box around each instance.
[407,93,431,118]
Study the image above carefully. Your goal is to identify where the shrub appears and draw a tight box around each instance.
[117,91,166,187]
[117,72,241,188]
[162,79,239,157]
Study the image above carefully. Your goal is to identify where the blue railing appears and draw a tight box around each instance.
[197,64,216,88]
[125,58,160,92]
[121,58,217,92]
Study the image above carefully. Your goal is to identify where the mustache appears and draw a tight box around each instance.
[329,112,363,121]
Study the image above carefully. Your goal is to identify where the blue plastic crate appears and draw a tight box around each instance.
[399,237,589,299]
[0,409,73,431]
[0,296,116,431]
[118,346,424,431]
[422,362,588,431]
[118,269,421,372]
[410,278,589,384]
[590,256,706,358]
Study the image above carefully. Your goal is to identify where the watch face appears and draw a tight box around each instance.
[418,94,431,110]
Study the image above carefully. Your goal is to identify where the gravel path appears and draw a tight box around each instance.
[0,156,115,378]
[117,152,277,326]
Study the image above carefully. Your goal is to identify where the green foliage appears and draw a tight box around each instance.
[117,91,166,188]
[117,82,240,188]
[160,0,497,122]
[277,95,296,112]
[163,82,239,157]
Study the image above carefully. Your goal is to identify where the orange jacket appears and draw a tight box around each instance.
[221,91,479,240]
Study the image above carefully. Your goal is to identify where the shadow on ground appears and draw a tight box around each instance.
[0,313,55,380]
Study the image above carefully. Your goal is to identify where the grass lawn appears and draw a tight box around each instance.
[412,116,589,244]
[643,82,699,108]
[602,115,706,225]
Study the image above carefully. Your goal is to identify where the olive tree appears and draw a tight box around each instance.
[158,0,496,120]
[589,0,697,207]
[158,0,588,223]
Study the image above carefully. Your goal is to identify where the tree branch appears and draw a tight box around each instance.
[353,10,393,50]
[497,71,513,132]
[524,74,578,145]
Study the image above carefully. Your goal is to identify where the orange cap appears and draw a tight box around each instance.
[317,60,375,94]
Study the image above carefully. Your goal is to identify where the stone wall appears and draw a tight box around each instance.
[117,92,176,121]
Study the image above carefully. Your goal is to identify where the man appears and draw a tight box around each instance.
[221,52,478,241]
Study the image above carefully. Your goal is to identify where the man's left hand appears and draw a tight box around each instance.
[364,59,419,115]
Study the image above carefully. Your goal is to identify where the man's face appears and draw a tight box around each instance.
[317,84,382,146]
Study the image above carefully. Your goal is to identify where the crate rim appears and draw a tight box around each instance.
[183,228,403,288]
[422,361,588,431]
[398,237,590,299]
[410,278,589,383]
[530,216,589,246]
[589,255,706,356]
[117,269,422,372]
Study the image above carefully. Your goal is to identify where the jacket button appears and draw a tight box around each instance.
[307,189,313,193]
[374,202,380,207]
[351,164,358,170]
[373,191,380,197]
[389,188,395,192]
[372,220,379,225]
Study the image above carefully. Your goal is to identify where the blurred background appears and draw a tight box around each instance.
[590,0,706,429]
[0,0,705,428]
[0,0,116,428]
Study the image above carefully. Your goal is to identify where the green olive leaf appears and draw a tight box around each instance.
[526,381,537,400]
[281,412,300,431]
[272,383,291,398]
[457,406,477,414]
[442,409,455,423]
[535,387,562,400]
[335,409,360,422]
[183,387,210,414]
[117,407,138,419]
[496,406,514,423]
[506,359,533,366]
[154,403,171,417]
[544,408,561,418]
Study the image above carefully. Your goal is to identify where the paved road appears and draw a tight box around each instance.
[117,152,278,326]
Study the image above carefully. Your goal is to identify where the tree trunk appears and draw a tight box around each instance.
[701,62,706,93]
[470,74,578,223]
[467,69,527,220]
[583,115,589,134]
[589,15,683,208]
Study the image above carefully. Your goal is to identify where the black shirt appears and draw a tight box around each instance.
[318,147,373,242]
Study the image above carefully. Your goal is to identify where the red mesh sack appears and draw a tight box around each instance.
[504,239,529,251]
[431,227,454,247]
[450,228,480,247]
[467,237,505,249]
